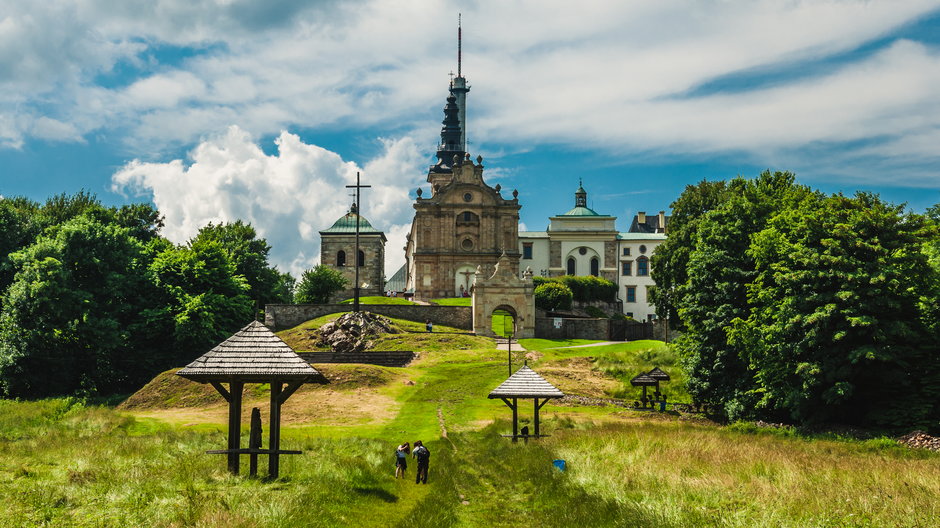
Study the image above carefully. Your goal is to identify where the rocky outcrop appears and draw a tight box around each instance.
[316,312,397,354]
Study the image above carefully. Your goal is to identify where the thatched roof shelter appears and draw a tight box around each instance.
[177,321,320,478]
[488,365,564,441]
[646,367,671,382]
[630,374,658,386]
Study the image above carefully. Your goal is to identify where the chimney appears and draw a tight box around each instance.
[658,211,666,232]
[637,211,646,224]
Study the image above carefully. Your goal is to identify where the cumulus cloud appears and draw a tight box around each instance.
[4,0,940,185]
[112,125,423,277]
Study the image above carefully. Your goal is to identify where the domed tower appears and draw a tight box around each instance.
[319,203,387,302]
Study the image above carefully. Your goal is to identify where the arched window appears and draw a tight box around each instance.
[358,250,365,267]
[567,257,576,275]
[637,256,649,276]
[337,250,346,267]
[590,257,599,276]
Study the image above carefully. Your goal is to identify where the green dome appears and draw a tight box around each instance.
[321,209,381,234]
[560,205,601,216]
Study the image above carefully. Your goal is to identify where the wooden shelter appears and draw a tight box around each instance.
[177,321,320,479]
[630,373,658,402]
[488,365,564,442]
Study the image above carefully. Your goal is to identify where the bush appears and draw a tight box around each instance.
[584,306,608,318]
[534,282,573,311]
[295,265,348,304]
[532,275,617,303]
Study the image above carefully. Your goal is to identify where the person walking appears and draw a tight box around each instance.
[394,442,410,478]
[425,320,433,333]
[412,440,430,484]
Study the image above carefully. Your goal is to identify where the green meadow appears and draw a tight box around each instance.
[1,312,938,527]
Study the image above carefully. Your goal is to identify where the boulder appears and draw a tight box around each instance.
[317,312,395,354]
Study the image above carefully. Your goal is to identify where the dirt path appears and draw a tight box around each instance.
[545,341,619,349]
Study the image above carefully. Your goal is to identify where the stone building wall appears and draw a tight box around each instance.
[265,304,472,331]
[534,316,610,340]
[320,233,385,301]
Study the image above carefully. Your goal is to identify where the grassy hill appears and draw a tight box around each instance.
[1,312,938,527]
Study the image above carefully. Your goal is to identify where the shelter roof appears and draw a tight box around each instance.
[177,321,319,383]
[488,365,564,399]
[630,374,659,386]
[647,367,671,381]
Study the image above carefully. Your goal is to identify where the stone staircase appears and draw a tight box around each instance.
[298,351,416,368]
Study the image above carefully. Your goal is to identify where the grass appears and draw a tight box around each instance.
[3,321,939,527]
[339,296,417,305]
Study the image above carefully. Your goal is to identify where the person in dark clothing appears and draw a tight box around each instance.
[412,440,430,484]
[425,320,433,333]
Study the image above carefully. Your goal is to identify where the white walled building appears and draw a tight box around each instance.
[518,183,668,321]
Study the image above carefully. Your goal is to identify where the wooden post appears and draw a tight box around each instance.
[534,398,540,437]
[269,381,282,479]
[227,381,243,475]
[512,397,518,443]
[248,407,262,477]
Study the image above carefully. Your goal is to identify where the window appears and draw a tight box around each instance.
[463,192,473,202]
[637,257,649,276]
[621,261,631,276]
[622,247,631,256]
[456,211,479,224]
[522,243,533,260]
[337,250,346,267]
[626,312,634,318]
[590,257,599,276]
[639,245,647,254]
[567,257,575,275]
[461,238,474,250]
[626,286,636,303]
[578,247,587,255]
[464,211,472,222]
[358,250,365,267]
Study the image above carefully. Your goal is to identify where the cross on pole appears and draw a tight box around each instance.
[345,172,371,313]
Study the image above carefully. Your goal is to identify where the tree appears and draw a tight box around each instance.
[295,265,348,304]
[0,215,154,397]
[189,221,294,310]
[730,192,940,429]
[535,282,573,311]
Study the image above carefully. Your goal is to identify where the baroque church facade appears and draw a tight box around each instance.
[403,70,522,300]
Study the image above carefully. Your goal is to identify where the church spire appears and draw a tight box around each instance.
[450,14,470,153]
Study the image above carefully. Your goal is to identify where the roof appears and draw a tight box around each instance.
[385,263,407,292]
[488,365,564,399]
[177,321,319,383]
[320,210,384,236]
[646,367,671,381]
[630,374,659,386]
[560,205,603,217]
[617,232,667,241]
[629,213,671,233]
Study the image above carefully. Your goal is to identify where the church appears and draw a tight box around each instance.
[402,60,522,300]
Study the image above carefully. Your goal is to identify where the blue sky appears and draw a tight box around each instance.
[2,0,939,275]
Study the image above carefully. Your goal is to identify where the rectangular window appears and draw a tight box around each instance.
[523,243,533,259]
[626,312,634,318]
[621,261,631,275]
[637,258,649,276]
[626,286,636,303]
[622,247,631,256]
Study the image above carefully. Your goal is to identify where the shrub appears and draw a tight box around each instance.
[294,265,348,304]
[534,282,573,311]
[557,275,617,302]
[584,306,608,318]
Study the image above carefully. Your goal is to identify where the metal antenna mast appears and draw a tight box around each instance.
[345,172,371,313]
[458,13,462,78]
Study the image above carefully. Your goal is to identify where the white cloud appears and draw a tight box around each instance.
[4,0,940,186]
[112,125,424,277]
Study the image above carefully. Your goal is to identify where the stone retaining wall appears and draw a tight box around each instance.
[535,316,611,340]
[298,351,415,368]
[265,304,472,331]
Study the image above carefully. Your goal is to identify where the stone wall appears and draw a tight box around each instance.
[535,316,610,340]
[265,303,472,331]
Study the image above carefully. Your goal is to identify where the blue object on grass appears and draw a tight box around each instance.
[553,459,566,472]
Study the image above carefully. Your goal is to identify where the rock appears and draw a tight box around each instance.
[317,312,394,354]
[403,380,416,386]
[897,431,940,451]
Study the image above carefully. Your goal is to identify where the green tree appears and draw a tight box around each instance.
[0,196,42,293]
[143,240,254,363]
[189,221,294,310]
[295,265,348,304]
[0,215,155,397]
[730,193,940,429]
[534,282,573,311]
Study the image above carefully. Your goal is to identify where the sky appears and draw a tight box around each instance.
[2,0,939,277]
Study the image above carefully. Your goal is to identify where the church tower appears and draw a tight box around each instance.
[403,22,521,301]
[320,203,386,302]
